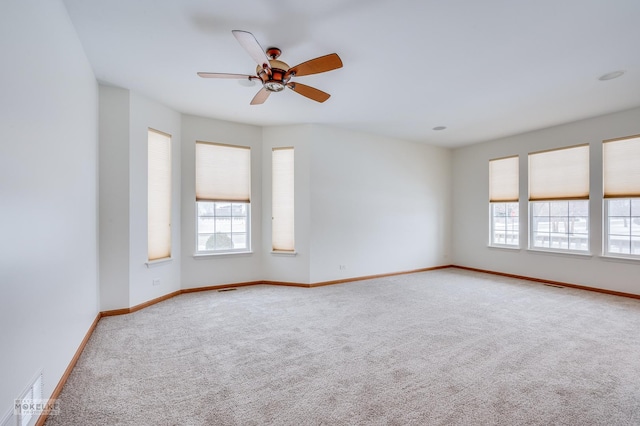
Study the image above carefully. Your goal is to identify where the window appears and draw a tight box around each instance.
[195,142,251,254]
[272,147,295,252]
[528,145,589,253]
[603,135,640,258]
[489,156,519,247]
[147,129,171,261]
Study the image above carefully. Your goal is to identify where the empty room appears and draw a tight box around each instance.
[2,0,640,425]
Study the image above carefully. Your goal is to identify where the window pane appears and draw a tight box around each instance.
[632,199,640,216]
[609,199,630,216]
[232,203,247,216]
[212,233,233,250]
[216,203,231,216]
[633,236,640,255]
[196,201,250,253]
[232,216,247,233]
[197,234,212,251]
[569,201,588,216]
[532,202,549,216]
[549,201,568,216]
[198,202,215,216]
[570,217,588,234]
[530,200,588,252]
[215,217,231,233]
[604,198,640,258]
[198,216,215,234]
[232,233,247,249]
[490,202,518,246]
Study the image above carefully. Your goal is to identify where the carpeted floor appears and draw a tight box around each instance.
[46,269,640,425]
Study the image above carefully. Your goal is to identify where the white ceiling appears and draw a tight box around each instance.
[62,0,640,148]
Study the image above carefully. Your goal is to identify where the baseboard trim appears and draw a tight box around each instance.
[181,281,264,293]
[263,280,311,288]
[452,265,640,300]
[35,313,101,426]
[309,265,453,287]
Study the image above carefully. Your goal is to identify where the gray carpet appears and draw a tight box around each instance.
[46,269,640,425]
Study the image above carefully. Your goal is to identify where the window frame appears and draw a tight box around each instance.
[489,202,520,248]
[194,141,252,256]
[195,201,251,255]
[147,128,172,262]
[272,147,295,253]
[528,200,590,254]
[488,155,520,248]
[603,198,640,259]
[527,144,590,255]
[602,135,640,260]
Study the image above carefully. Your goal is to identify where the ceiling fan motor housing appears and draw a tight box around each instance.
[257,59,291,92]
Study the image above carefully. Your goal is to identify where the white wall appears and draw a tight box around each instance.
[452,107,640,294]
[308,126,452,283]
[0,0,99,419]
[99,86,130,310]
[180,115,264,288]
[98,86,182,310]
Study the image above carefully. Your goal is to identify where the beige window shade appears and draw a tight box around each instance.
[489,156,519,202]
[529,145,589,201]
[195,142,251,202]
[148,129,172,261]
[603,135,640,198]
[272,148,295,252]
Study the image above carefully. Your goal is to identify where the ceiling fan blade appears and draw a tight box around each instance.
[232,30,271,69]
[288,53,343,77]
[250,87,271,105]
[197,72,257,80]
[287,82,331,103]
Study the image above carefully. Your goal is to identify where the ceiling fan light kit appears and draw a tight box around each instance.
[198,30,343,105]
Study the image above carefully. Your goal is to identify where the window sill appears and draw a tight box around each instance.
[526,248,592,259]
[145,257,173,268]
[487,244,521,251]
[193,251,253,259]
[599,255,640,264]
[271,250,297,256]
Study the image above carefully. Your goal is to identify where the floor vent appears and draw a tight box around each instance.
[543,283,564,288]
[218,288,237,292]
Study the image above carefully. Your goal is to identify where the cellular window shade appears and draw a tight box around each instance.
[148,129,172,261]
[603,136,640,198]
[272,148,295,251]
[489,156,519,202]
[529,145,589,201]
[195,142,251,202]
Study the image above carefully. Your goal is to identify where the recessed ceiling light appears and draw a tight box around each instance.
[433,126,447,131]
[598,70,625,81]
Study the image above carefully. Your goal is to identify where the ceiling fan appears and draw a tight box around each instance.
[198,30,343,105]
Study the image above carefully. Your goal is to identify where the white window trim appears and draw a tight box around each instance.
[193,251,253,258]
[528,201,591,255]
[602,198,640,261]
[271,250,298,256]
[145,257,173,268]
[194,201,251,255]
[488,202,520,248]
